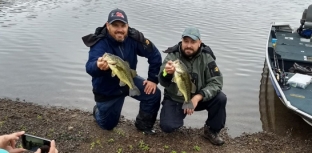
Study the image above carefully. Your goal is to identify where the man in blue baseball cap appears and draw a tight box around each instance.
[105,8,129,42]
[82,8,162,135]
[158,26,227,146]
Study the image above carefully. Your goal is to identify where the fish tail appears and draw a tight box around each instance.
[129,85,141,96]
[182,101,194,109]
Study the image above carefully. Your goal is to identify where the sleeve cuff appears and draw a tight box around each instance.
[199,90,205,97]
[147,77,159,84]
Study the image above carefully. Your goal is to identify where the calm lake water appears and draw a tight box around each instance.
[1,0,311,138]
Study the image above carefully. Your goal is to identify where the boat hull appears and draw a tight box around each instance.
[265,22,312,126]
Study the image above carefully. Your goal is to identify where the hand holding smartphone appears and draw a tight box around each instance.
[21,134,53,153]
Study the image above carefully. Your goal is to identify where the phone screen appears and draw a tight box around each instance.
[21,134,51,152]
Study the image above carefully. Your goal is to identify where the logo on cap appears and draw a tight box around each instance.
[115,12,124,18]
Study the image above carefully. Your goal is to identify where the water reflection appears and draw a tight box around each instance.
[259,60,312,140]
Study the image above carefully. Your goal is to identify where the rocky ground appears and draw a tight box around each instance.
[0,98,311,153]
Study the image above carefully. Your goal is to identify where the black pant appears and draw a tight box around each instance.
[94,76,161,130]
[159,92,227,133]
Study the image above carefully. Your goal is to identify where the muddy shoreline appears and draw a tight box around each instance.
[0,98,311,153]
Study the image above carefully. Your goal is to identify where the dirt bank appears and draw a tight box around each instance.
[0,98,311,153]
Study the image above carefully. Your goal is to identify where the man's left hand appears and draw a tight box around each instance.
[184,94,203,115]
[143,80,157,94]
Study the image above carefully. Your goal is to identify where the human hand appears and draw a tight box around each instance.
[164,60,175,74]
[184,94,203,115]
[143,80,157,94]
[0,131,26,153]
[97,57,109,71]
[34,140,58,153]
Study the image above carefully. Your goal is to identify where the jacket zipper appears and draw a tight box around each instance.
[118,45,124,94]
[119,46,124,59]
[189,57,198,77]
[187,56,200,87]
[190,59,195,84]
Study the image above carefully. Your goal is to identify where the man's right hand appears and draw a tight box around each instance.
[97,57,109,71]
[164,60,175,74]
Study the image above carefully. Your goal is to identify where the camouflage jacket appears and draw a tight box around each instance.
[158,42,223,103]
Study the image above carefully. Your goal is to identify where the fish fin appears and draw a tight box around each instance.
[189,74,193,79]
[182,101,194,109]
[129,86,141,96]
[130,69,137,78]
[111,71,116,77]
[119,81,126,86]
[172,77,176,83]
[125,61,130,68]
[177,90,183,96]
[191,82,196,93]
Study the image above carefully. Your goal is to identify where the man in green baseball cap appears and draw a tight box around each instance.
[158,26,227,146]
[180,26,202,57]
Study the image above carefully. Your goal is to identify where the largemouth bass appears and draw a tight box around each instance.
[172,59,196,109]
[102,53,140,96]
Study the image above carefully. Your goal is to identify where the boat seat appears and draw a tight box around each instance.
[302,4,312,29]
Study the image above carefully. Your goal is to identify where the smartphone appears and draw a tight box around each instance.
[21,134,52,152]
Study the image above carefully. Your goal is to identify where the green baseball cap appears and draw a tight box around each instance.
[182,26,200,40]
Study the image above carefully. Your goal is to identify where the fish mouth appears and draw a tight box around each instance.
[173,59,181,65]
[175,69,183,73]
[173,59,180,62]
[107,61,117,65]
[103,53,113,58]
[103,53,108,57]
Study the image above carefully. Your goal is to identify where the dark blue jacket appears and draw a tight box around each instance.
[84,28,162,97]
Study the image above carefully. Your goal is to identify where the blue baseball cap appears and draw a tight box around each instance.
[107,8,128,24]
[182,26,201,40]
